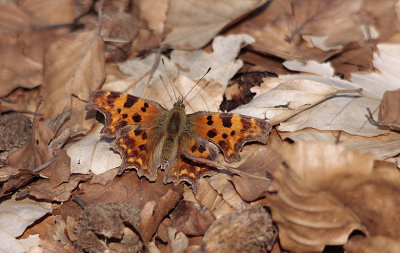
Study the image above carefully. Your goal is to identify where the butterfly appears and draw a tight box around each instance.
[88,90,271,190]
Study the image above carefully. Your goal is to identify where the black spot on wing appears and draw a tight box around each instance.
[132,115,141,123]
[106,92,120,106]
[123,96,138,108]
[141,132,147,140]
[198,145,206,153]
[191,145,197,153]
[134,129,142,136]
[222,133,228,139]
[207,130,217,138]
[122,113,128,118]
[139,144,146,151]
[222,115,232,128]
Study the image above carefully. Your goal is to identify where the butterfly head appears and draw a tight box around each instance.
[173,98,185,109]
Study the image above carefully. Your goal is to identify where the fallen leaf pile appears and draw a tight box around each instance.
[1,0,400,252]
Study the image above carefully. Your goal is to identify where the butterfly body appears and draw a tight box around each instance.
[88,90,271,189]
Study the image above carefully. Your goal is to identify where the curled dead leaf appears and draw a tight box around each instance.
[267,166,367,252]
[60,170,183,244]
[162,0,268,50]
[368,88,400,131]
[345,236,400,253]
[231,146,279,202]
[168,200,215,236]
[40,29,105,133]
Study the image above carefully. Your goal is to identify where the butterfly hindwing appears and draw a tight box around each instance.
[113,126,160,181]
[88,90,167,137]
[188,112,271,162]
[164,135,218,188]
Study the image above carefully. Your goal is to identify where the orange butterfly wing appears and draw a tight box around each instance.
[112,126,161,181]
[188,112,271,162]
[88,90,167,137]
[164,135,219,190]
[88,90,167,180]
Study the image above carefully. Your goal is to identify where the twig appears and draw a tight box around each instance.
[72,195,88,209]
[125,46,165,93]
[32,98,43,167]
[32,155,58,173]
[181,149,272,181]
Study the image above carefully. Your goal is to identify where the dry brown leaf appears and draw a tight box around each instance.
[231,146,280,202]
[98,8,138,61]
[0,115,57,197]
[162,0,268,50]
[0,39,42,97]
[23,150,91,202]
[65,123,121,175]
[328,162,400,240]
[330,43,373,79]
[230,0,344,61]
[208,174,248,210]
[369,88,400,131]
[231,0,398,68]
[27,239,75,253]
[132,0,168,34]
[232,78,339,125]
[75,203,142,252]
[60,170,183,243]
[0,166,19,182]
[7,119,53,166]
[192,178,233,219]
[345,236,400,253]
[39,30,105,133]
[199,205,276,253]
[266,142,400,251]
[0,88,39,114]
[238,51,290,75]
[0,4,43,97]
[279,142,375,190]
[266,165,367,252]
[22,214,55,240]
[0,196,52,252]
[280,128,400,162]
[19,0,75,28]
[90,168,119,185]
[167,200,215,236]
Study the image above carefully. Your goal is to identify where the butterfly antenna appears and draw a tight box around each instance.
[160,75,174,104]
[183,67,211,102]
[161,58,178,102]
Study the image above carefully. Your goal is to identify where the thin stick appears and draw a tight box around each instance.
[96,0,104,34]
[161,58,178,102]
[125,47,163,93]
[181,149,272,181]
[32,98,43,167]
[32,155,58,173]
[160,75,174,105]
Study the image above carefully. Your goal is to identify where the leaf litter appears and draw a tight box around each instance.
[0,0,400,252]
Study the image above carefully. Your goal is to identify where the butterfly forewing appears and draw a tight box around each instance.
[88,90,167,137]
[188,112,271,162]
